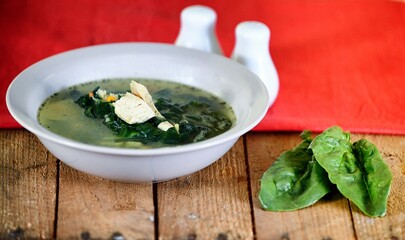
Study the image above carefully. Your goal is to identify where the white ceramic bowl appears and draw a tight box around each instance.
[6,43,269,182]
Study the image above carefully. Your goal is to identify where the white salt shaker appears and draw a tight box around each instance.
[231,21,279,108]
[175,5,223,54]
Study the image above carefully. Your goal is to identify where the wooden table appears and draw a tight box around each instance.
[1,129,404,239]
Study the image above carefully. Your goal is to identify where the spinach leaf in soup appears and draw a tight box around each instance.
[72,80,234,147]
[259,131,333,211]
[155,98,232,140]
[309,126,392,217]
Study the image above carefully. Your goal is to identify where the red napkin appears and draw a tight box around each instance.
[1,0,404,134]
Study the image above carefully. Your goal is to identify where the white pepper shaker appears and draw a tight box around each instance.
[231,21,279,108]
[175,5,223,55]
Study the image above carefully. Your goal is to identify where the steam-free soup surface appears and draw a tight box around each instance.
[38,79,236,148]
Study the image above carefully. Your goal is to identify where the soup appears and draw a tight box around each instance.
[38,79,236,148]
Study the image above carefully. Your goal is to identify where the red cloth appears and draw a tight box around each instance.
[1,0,404,134]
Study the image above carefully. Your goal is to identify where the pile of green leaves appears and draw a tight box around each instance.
[75,87,232,146]
[259,126,392,217]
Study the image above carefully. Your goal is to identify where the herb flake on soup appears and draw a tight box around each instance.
[37,79,236,148]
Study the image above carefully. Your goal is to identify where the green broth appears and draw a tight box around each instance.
[38,79,236,148]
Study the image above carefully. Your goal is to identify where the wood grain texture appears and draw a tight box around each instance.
[246,132,356,240]
[349,134,405,240]
[0,130,57,239]
[157,138,254,240]
[57,163,155,239]
[1,129,404,239]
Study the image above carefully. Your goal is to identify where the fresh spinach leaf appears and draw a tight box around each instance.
[352,139,392,217]
[259,131,333,211]
[309,126,392,217]
[259,126,393,217]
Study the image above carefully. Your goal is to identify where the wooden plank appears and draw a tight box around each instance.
[349,134,405,240]
[157,138,254,239]
[246,132,356,240]
[57,162,155,239]
[0,129,57,239]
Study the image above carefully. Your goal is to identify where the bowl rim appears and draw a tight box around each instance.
[6,42,270,156]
